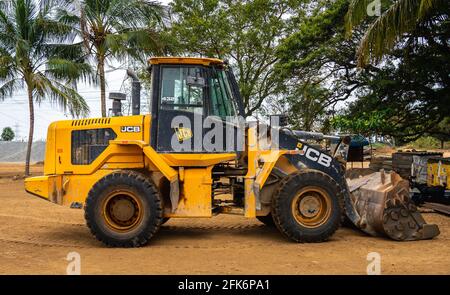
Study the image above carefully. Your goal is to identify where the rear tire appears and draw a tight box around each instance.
[85,171,162,247]
[271,169,343,243]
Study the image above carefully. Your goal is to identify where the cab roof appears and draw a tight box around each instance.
[149,57,224,66]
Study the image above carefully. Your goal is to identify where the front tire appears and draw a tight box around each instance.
[271,169,343,243]
[85,171,162,247]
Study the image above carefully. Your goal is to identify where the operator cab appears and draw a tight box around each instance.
[148,57,244,153]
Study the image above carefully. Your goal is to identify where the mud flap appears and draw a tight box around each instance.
[170,179,180,213]
[346,171,440,241]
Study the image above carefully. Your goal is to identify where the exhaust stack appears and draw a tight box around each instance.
[127,69,141,115]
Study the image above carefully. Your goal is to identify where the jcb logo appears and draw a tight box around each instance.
[121,126,140,133]
[174,127,193,142]
[298,142,332,168]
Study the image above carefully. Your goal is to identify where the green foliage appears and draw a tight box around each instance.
[283,83,332,131]
[371,142,391,149]
[276,0,449,143]
[346,0,449,66]
[1,127,14,141]
[331,110,390,135]
[55,0,167,116]
[427,117,450,148]
[169,0,304,116]
[0,0,93,174]
[275,0,370,130]
[342,19,450,142]
[407,136,446,149]
[0,0,91,116]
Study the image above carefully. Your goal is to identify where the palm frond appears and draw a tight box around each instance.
[0,51,17,80]
[45,79,90,118]
[42,41,87,61]
[107,0,165,30]
[418,0,437,19]
[34,72,89,117]
[35,17,77,43]
[0,5,17,50]
[345,0,374,36]
[104,33,127,55]
[45,57,94,84]
[54,6,81,27]
[346,0,443,66]
[0,78,21,100]
[356,0,421,66]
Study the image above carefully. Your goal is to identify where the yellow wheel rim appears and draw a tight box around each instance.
[291,186,332,228]
[102,190,143,232]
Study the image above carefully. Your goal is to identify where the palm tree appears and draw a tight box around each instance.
[0,0,91,175]
[56,0,166,117]
[345,0,447,66]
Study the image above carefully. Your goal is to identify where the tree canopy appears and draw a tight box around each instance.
[169,0,305,116]
[55,0,167,117]
[274,0,449,142]
[0,0,91,174]
[1,126,14,141]
[1,0,448,160]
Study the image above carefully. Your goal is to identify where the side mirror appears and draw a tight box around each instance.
[270,114,289,127]
[186,76,205,88]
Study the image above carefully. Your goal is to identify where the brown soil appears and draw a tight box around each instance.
[0,164,449,274]
[0,162,42,181]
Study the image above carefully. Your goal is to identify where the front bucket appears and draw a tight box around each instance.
[346,171,440,241]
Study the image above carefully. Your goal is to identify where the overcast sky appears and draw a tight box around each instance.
[0,0,171,141]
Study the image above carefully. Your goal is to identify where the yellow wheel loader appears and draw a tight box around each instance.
[25,57,439,247]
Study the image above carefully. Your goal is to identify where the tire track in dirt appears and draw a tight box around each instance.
[0,213,85,226]
[0,213,285,249]
[0,235,297,250]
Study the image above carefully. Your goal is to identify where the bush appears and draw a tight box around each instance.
[406,136,449,149]
[1,127,15,141]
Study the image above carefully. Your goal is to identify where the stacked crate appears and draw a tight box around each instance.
[392,151,443,179]
[369,156,393,171]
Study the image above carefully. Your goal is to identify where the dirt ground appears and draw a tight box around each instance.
[0,164,449,275]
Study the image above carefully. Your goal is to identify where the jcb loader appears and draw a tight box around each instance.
[25,57,439,247]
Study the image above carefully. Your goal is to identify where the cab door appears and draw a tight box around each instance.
[154,65,206,152]
[151,64,242,154]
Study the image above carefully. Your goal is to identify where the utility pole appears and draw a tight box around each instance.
[13,122,20,141]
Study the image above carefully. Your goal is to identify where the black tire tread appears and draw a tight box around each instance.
[85,170,163,247]
[271,169,343,243]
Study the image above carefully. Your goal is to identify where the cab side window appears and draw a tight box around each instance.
[71,128,117,165]
[209,70,236,117]
[160,66,204,115]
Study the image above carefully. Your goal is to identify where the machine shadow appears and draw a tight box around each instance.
[153,223,285,244]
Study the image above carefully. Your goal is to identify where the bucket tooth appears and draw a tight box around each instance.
[346,171,440,241]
